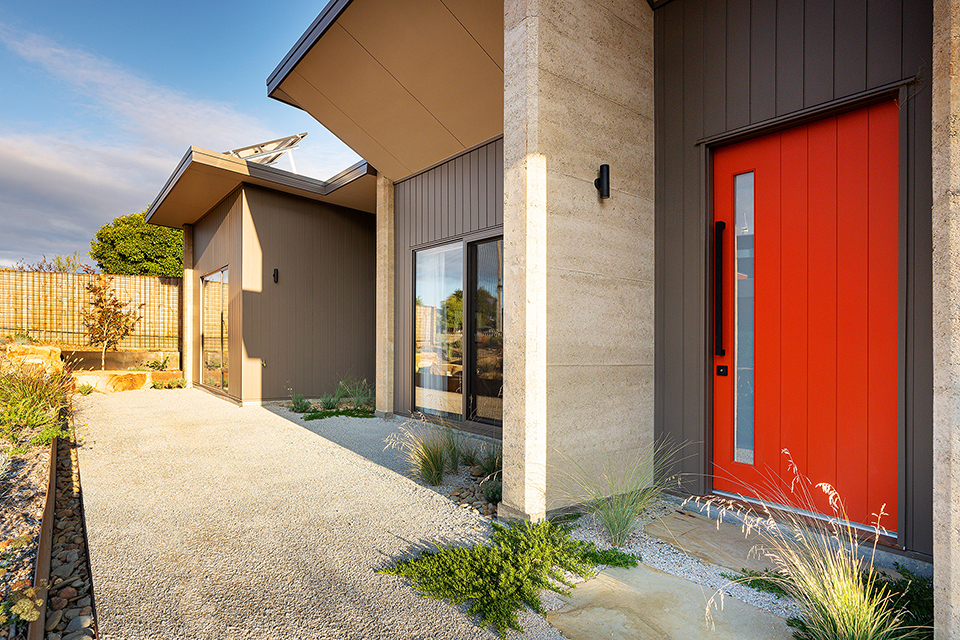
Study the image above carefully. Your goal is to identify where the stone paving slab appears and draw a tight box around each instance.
[644,510,775,574]
[547,564,793,640]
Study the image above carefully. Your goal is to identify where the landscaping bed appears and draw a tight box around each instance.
[0,447,48,640]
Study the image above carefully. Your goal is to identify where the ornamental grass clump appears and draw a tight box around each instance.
[383,421,447,485]
[696,450,926,640]
[559,440,684,547]
[382,520,639,637]
[0,368,72,449]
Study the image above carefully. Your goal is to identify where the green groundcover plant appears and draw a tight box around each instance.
[0,368,72,450]
[381,520,640,637]
[304,407,375,420]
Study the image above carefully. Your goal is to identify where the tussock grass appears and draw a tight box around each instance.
[383,421,447,485]
[694,450,927,640]
[0,368,72,449]
[559,440,684,547]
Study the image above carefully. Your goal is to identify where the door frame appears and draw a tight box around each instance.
[698,82,911,548]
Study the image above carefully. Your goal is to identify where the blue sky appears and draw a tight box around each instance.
[0,1,360,268]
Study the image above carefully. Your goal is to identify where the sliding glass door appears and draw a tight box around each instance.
[201,267,229,391]
[413,236,503,426]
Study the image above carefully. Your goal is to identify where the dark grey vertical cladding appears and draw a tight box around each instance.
[834,0,867,96]
[655,0,932,555]
[868,0,903,87]
[750,0,777,123]
[902,0,933,556]
[393,138,505,416]
[803,0,834,107]
[682,0,709,488]
[776,1,805,115]
[725,0,751,129]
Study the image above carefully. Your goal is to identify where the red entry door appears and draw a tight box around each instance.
[712,100,899,528]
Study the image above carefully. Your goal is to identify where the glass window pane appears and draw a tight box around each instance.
[469,239,503,425]
[201,268,228,391]
[735,172,755,464]
[415,243,463,419]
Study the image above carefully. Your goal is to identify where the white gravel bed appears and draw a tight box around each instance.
[566,500,802,621]
[74,390,564,640]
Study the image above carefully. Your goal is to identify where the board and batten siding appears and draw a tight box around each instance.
[393,137,504,418]
[654,0,933,556]
[193,188,244,401]
[240,185,376,402]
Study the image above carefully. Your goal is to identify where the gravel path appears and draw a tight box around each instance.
[73,389,564,640]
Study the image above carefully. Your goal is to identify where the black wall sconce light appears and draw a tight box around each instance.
[273,268,279,283]
[595,164,610,199]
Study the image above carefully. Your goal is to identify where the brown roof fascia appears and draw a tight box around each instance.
[266,0,355,103]
[144,147,376,228]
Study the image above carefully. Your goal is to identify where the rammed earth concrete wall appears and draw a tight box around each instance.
[376,173,396,417]
[932,0,960,635]
[500,0,655,521]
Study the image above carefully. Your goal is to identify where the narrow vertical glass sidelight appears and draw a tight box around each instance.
[414,243,464,419]
[734,172,755,464]
[468,238,504,425]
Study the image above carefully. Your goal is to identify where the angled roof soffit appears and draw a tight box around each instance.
[267,0,504,182]
[144,146,377,229]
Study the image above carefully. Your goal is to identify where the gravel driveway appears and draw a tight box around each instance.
[74,389,561,640]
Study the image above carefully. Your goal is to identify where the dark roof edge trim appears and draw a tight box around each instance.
[647,0,675,8]
[144,147,195,225]
[266,0,354,97]
[324,159,377,194]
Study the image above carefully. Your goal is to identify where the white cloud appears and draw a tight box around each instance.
[0,23,358,267]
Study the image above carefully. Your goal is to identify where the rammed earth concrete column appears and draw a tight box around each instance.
[500,0,655,522]
[181,223,195,388]
[376,173,396,418]
[932,1,960,636]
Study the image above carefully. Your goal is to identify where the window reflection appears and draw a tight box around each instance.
[415,244,463,419]
[469,239,503,425]
[734,172,754,464]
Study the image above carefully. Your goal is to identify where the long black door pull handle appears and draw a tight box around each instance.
[714,221,725,357]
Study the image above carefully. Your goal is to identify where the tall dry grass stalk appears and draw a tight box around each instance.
[692,449,921,640]
[383,420,447,485]
[558,440,685,547]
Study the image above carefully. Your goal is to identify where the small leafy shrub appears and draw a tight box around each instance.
[152,378,186,390]
[560,440,684,547]
[0,579,46,625]
[4,331,34,346]
[481,479,502,504]
[383,421,447,485]
[304,407,376,420]
[580,546,641,568]
[76,383,95,396]
[145,355,170,371]
[318,393,338,410]
[696,450,927,640]
[290,393,312,413]
[382,521,599,636]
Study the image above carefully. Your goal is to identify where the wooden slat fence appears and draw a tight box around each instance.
[0,271,181,350]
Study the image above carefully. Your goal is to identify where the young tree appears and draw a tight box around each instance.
[82,276,143,369]
[89,210,182,277]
